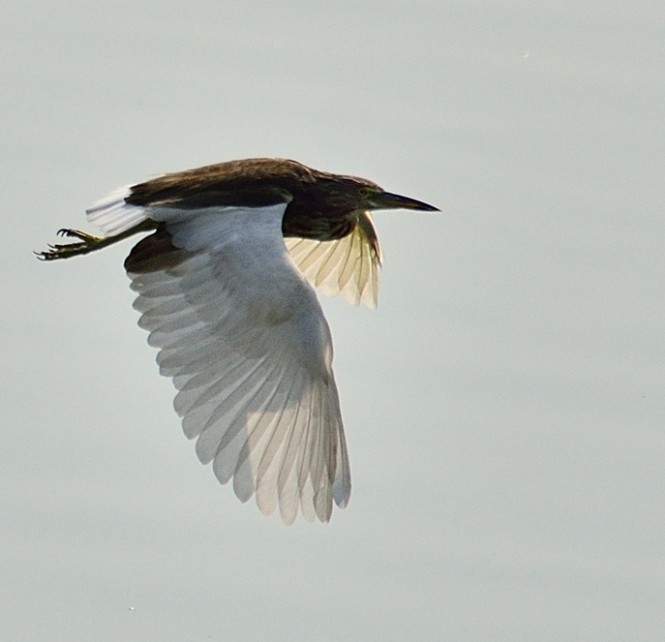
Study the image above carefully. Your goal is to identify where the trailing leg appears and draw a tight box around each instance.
[36,220,156,261]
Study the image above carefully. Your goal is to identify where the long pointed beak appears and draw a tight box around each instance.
[371,190,439,212]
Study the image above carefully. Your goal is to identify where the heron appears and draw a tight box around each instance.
[38,158,438,524]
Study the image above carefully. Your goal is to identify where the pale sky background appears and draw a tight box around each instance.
[2,1,663,640]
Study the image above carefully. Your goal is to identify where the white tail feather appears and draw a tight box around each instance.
[86,185,148,236]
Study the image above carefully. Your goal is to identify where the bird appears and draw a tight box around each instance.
[37,157,438,524]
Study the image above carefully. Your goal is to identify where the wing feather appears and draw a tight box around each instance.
[127,202,351,523]
[284,211,382,308]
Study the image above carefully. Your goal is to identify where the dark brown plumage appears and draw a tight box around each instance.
[105,158,437,275]
[125,158,436,241]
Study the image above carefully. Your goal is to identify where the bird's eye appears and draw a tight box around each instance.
[359,186,372,199]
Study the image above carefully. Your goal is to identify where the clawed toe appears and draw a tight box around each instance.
[56,228,96,242]
[35,229,104,261]
[35,243,85,261]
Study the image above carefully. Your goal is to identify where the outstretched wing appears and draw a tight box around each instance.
[284,211,382,308]
[91,196,351,524]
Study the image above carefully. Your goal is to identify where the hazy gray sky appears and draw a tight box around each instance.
[2,1,663,640]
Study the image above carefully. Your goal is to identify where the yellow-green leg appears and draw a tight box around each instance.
[36,220,157,261]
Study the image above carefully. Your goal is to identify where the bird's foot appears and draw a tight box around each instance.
[36,228,106,261]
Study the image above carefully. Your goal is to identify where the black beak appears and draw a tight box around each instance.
[372,191,439,212]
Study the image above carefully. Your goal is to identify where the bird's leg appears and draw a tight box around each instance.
[36,220,157,261]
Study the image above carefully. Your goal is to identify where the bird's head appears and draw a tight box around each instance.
[322,175,439,214]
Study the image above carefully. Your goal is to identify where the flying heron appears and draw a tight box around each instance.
[38,157,438,524]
